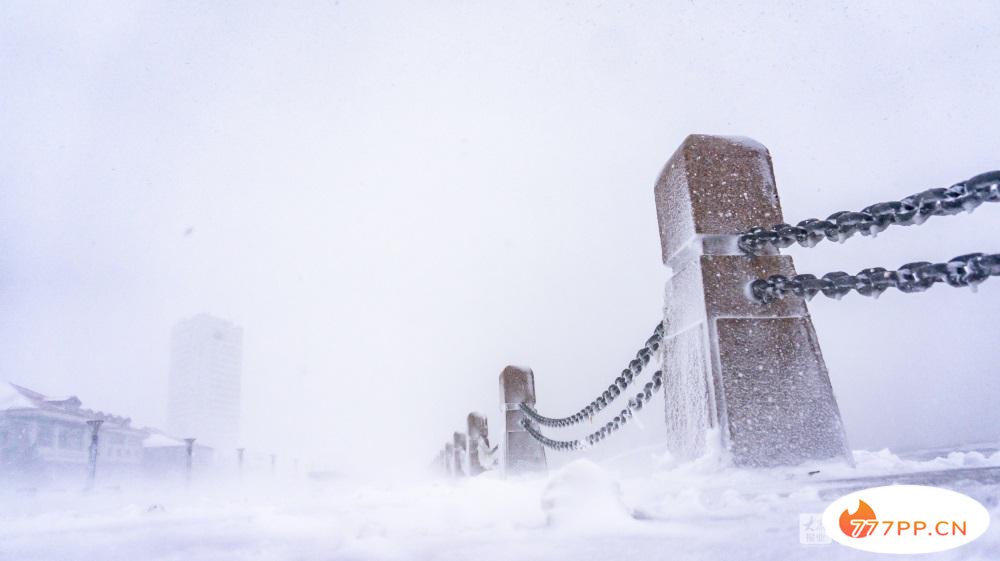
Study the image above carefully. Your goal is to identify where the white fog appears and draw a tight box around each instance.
[2,2,998,560]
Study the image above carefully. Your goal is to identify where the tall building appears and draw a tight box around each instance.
[167,314,243,451]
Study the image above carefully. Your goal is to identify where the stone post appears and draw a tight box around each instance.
[85,419,103,489]
[452,432,467,477]
[184,438,196,484]
[655,134,851,467]
[444,442,455,477]
[499,365,546,475]
[467,412,490,476]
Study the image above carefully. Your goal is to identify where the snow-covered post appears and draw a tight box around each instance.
[439,449,449,474]
[466,412,489,475]
[184,438,195,484]
[270,453,277,476]
[85,419,103,489]
[655,134,851,467]
[237,447,245,475]
[452,432,467,477]
[499,365,547,476]
[444,442,455,477]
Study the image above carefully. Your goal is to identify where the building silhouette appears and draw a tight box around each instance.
[0,381,212,482]
[167,314,243,451]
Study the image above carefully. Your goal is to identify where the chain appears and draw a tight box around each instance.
[520,370,664,451]
[518,322,664,428]
[737,171,1000,255]
[750,252,1000,303]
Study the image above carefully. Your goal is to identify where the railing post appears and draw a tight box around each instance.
[466,412,489,476]
[654,134,851,467]
[85,419,103,490]
[432,449,444,475]
[444,442,455,477]
[499,365,546,476]
[452,432,467,477]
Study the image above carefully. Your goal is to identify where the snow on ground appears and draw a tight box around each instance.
[2,447,999,561]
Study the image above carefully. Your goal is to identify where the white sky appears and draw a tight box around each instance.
[2,1,999,471]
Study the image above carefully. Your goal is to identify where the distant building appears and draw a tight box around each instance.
[0,382,147,480]
[167,314,243,451]
[0,382,215,482]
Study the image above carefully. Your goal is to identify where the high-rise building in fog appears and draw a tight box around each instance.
[167,314,243,450]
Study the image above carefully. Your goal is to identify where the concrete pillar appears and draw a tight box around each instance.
[85,420,103,489]
[467,412,490,476]
[655,134,851,467]
[499,366,546,475]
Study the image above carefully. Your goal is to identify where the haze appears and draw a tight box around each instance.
[2,1,998,473]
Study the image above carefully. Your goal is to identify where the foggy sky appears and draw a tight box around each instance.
[2,1,999,472]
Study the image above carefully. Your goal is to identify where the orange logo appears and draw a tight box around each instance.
[840,500,878,538]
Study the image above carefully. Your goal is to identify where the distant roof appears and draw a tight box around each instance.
[142,431,212,451]
[0,382,37,411]
[0,381,132,427]
[143,433,184,448]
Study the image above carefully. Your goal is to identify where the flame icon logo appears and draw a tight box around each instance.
[839,499,878,538]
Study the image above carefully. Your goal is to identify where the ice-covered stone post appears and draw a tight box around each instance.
[467,412,490,476]
[85,419,103,489]
[444,442,455,477]
[452,432,468,477]
[499,366,546,476]
[655,134,852,467]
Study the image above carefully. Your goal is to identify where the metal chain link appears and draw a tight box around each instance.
[750,252,1000,304]
[738,171,1000,255]
[518,322,664,428]
[520,370,664,451]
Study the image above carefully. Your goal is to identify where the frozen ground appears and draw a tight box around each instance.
[2,446,999,561]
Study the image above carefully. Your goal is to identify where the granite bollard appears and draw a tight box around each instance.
[444,442,455,477]
[467,412,490,475]
[499,365,547,475]
[452,432,468,477]
[654,134,852,467]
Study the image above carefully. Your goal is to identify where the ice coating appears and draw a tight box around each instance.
[499,365,547,475]
[655,135,851,467]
